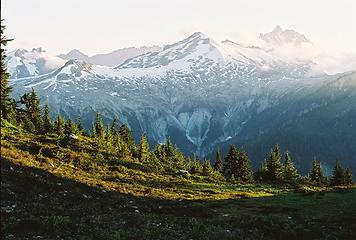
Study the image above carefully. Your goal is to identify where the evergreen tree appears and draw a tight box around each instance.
[42,104,52,133]
[20,88,42,132]
[118,124,136,155]
[344,168,353,185]
[64,118,77,135]
[223,145,239,180]
[281,151,300,183]
[166,142,186,170]
[22,114,35,133]
[189,155,203,174]
[309,159,326,184]
[330,160,345,186]
[118,124,135,145]
[202,160,213,176]
[265,144,283,182]
[213,147,223,173]
[54,114,65,136]
[105,126,113,149]
[119,141,131,159]
[235,150,253,182]
[6,99,17,124]
[138,133,149,161]
[20,88,41,120]
[93,112,105,139]
[110,118,118,136]
[153,144,164,160]
[163,137,175,159]
[0,20,14,121]
[77,116,86,135]
[254,160,269,182]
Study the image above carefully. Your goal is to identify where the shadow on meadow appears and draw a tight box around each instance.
[2,158,356,240]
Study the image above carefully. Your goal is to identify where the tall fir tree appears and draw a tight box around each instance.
[202,160,213,176]
[138,133,149,161]
[105,126,113,149]
[77,116,86,135]
[344,168,353,185]
[254,160,269,182]
[118,124,136,155]
[0,20,14,121]
[223,145,239,180]
[20,88,42,132]
[110,118,118,136]
[93,112,105,139]
[20,88,41,120]
[54,114,65,136]
[309,159,326,184]
[234,150,253,182]
[42,104,52,133]
[281,151,300,183]
[64,118,77,135]
[213,147,223,173]
[118,141,131,159]
[153,144,164,160]
[118,124,135,145]
[265,144,283,182]
[330,160,345,186]
[163,137,175,159]
[22,115,35,133]
[189,154,203,174]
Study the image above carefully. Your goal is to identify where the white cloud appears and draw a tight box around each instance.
[257,41,356,75]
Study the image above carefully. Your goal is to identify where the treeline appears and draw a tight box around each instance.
[2,87,354,186]
[0,21,354,186]
[213,144,353,186]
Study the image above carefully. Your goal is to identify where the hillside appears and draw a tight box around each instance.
[223,72,356,173]
[7,28,356,174]
[1,123,356,239]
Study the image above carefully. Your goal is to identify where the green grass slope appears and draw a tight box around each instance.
[1,126,356,239]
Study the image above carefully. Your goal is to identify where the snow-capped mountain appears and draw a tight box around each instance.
[58,46,162,67]
[8,32,318,150]
[58,49,91,63]
[118,32,288,70]
[259,25,311,47]
[7,27,356,172]
[5,48,65,79]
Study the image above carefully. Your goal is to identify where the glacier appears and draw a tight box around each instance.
[7,28,356,172]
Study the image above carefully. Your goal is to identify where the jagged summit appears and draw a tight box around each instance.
[162,31,214,51]
[59,49,89,60]
[31,47,46,53]
[188,31,210,39]
[272,25,283,33]
[259,25,311,46]
[117,32,225,69]
[6,48,65,79]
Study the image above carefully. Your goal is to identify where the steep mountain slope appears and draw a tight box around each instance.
[222,72,356,173]
[5,48,65,79]
[7,29,356,172]
[10,32,312,152]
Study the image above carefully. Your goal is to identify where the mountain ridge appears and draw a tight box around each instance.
[6,27,356,172]
[58,46,162,67]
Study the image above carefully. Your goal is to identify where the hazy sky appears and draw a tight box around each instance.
[2,0,356,55]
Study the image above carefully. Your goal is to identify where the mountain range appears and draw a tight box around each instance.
[58,46,162,67]
[7,26,356,173]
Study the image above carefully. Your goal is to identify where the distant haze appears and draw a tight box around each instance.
[2,0,356,56]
